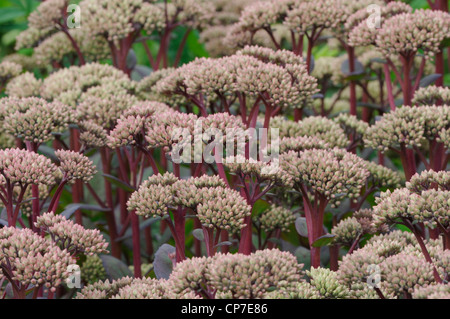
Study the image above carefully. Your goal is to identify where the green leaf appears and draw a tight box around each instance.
[295,217,308,237]
[38,144,57,161]
[102,174,135,192]
[311,234,335,248]
[252,199,270,216]
[0,7,26,24]
[61,203,110,219]
[192,228,204,241]
[99,254,133,280]
[154,244,175,280]
[214,241,232,248]
[126,49,137,70]
[2,29,23,46]
[369,58,387,64]
[267,238,282,245]
[341,58,364,77]
[131,65,152,82]
[294,246,310,269]
[419,73,442,88]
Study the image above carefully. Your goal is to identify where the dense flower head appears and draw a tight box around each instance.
[380,253,435,297]
[279,135,330,154]
[375,10,450,59]
[133,2,165,34]
[364,106,427,153]
[107,115,147,149]
[5,72,41,98]
[2,98,74,144]
[224,155,293,188]
[78,120,109,148]
[75,277,134,299]
[55,150,97,183]
[353,209,389,235]
[123,101,172,118]
[174,175,228,208]
[306,267,351,299]
[223,21,277,50]
[439,127,450,150]
[77,94,138,130]
[374,186,450,229]
[127,172,179,218]
[196,186,252,233]
[331,217,363,247]
[136,68,176,101]
[111,278,169,299]
[15,27,51,51]
[281,148,370,205]
[144,111,197,150]
[413,284,450,299]
[347,2,412,47]
[2,54,35,72]
[33,30,110,66]
[156,52,317,110]
[372,188,417,227]
[0,148,57,186]
[275,116,349,148]
[0,61,22,84]
[365,161,402,189]
[0,227,74,292]
[284,0,347,35]
[413,86,450,106]
[237,45,304,67]
[165,256,209,298]
[337,247,383,293]
[256,205,296,233]
[206,249,303,299]
[366,231,417,257]
[333,113,370,139]
[36,212,108,256]
[198,113,248,158]
[40,63,131,105]
[28,0,66,30]
[234,57,317,109]
[81,255,107,285]
[421,105,450,140]
[171,0,215,29]
[409,189,450,229]
[80,0,157,42]
[337,230,415,296]
[236,0,287,33]
[407,170,450,193]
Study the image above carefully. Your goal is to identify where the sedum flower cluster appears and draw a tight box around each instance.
[281,148,370,206]
[0,97,74,145]
[128,173,252,234]
[77,249,304,299]
[0,227,75,294]
[36,212,109,256]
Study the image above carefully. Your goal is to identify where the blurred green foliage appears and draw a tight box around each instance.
[0,0,39,57]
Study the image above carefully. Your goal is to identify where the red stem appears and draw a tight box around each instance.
[346,46,357,116]
[100,148,121,258]
[130,210,142,278]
